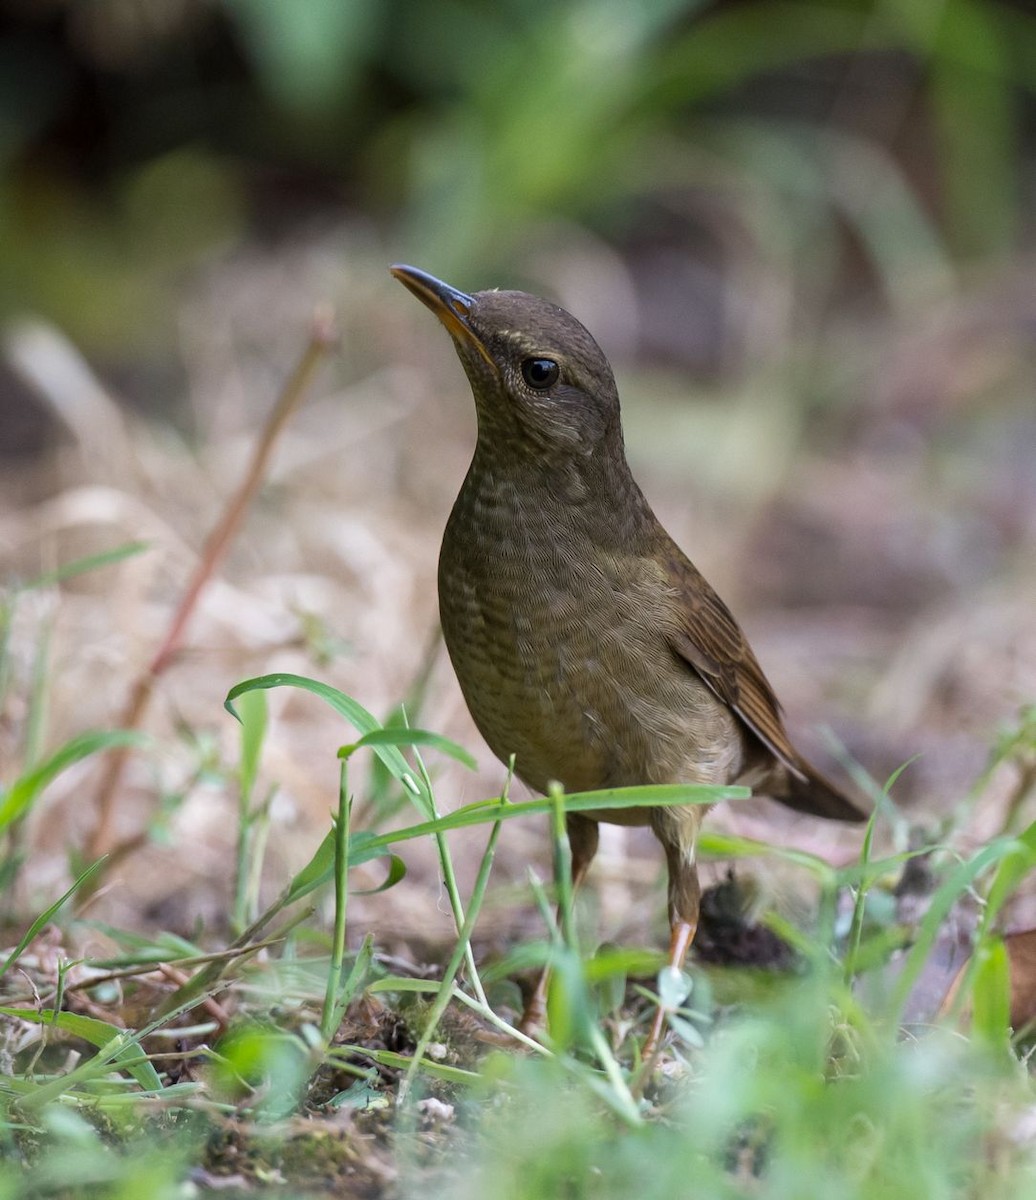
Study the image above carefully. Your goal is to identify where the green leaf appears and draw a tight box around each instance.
[281,833,405,908]
[0,1008,162,1093]
[282,829,336,907]
[890,838,1019,1021]
[367,976,442,995]
[0,730,146,832]
[236,687,268,805]
[971,937,1011,1053]
[326,934,376,1037]
[17,541,151,593]
[984,818,1036,922]
[279,782,745,906]
[339,726,477,772]
[350,843,407,895]
[0,859,105,979]
[356,782,739,849]
[698,830,836,880]
[582,946,666,983]
[75,924,203,965]
[328,1078,388,1110]
[330,1044,480,1085]
[225,673,435,817]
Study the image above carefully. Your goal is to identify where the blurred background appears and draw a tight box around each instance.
[1,0,1034,952]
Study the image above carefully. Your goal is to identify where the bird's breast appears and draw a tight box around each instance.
[438,471,744,798]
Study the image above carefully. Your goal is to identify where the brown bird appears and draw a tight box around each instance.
[391,263,868,1051]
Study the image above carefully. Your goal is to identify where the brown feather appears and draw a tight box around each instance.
[664,553,800,771]
[393,263,870,1048]
[664,552,868,822]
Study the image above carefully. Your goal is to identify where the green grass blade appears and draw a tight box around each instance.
[844,810,879,983]
[971,937,1012,1056]
[232,687,269,932]
[0,1010,162,1103]
[400,815,504,1102]
[0,1009,163,1092]
[17,541,151,593]
[277,783,744,907]
[697,829,836,881]
[225,673,436,816]
[0,730,147,833]
[0,859,105,978]
[340,726,477,772]
[889,838,1019,1024]
[321,758,351,1041]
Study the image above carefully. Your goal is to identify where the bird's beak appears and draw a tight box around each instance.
[390,264,496,370]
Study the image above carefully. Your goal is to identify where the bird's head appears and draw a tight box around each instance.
[391,264,622,462]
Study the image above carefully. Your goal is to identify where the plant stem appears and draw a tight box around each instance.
[549,782,574,949]
[322,759,352,1041]
[400,817,503,1103]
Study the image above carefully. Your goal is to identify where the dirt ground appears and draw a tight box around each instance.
[3,229,1035,969]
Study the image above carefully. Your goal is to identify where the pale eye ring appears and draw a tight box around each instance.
[521,357,560,389]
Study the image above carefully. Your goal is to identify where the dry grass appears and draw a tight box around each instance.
[2,227,1035,1197]
[6,231,1033,933]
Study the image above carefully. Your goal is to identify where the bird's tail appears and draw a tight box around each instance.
[769,758,870,823]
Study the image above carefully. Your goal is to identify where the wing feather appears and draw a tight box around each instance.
[662,553,807,780]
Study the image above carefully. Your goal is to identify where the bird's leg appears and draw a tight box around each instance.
[519,813,600,1037]
[641,911,698,1060]
[641,812,703,1060]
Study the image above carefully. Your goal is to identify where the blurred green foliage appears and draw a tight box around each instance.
[0,0,1033,366]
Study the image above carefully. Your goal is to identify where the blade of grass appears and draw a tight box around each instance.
[970,936,1012,1056]
[938,818,1036,1024]
[154,906,315,1019]
[0,1009,162,1092]
[346,722,485,1005]
[407,737,505,1008]
[329,935,375,1038]
[399,813,504,1103]
[0,731,146,834]
[689,828,835,879]
[277,780,743,909]
[226,674,441,816]
[18,541,151,594]
[232,688,269,933]
[330,1046,480,1086]
[889,837,1020,1025]
[844,809,879,984]
[321,758,352,1041]
[549,781,575,950]
[0,859,105,979]
[367,972,550,1056]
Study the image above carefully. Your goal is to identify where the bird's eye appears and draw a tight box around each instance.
[521,357,560,389]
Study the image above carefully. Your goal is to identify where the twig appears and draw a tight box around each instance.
[86,309,338,862]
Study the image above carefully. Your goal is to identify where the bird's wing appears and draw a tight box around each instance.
[662,552,807,781]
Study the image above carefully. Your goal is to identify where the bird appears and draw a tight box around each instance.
[391,263,868,1053]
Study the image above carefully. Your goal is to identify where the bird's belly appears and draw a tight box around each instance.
[438,523,745,803]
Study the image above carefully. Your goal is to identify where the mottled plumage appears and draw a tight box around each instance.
[392,264,867,1047]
